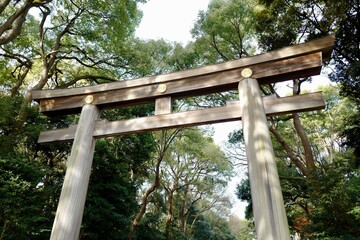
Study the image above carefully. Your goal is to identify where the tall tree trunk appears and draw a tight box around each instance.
[269,79,317,176]
[128,154,162,240]
[0,219,10,240]
[16,66,50,130]
[165,189,174,240]
[128,130,181,239]
[269,124,309,176]
[292,112,316,170]
[0,0,33,45]
[292,79,316,170]
[179,179,189,234]
[10,65,31,97]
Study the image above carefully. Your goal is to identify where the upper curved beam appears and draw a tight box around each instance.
[32,35,334,115]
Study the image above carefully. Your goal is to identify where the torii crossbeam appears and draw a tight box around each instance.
[32,35,334,240]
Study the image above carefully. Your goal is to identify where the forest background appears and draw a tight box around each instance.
[0,0,359,239]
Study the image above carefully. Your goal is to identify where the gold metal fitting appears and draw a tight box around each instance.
[241,68,253,78]
[84,95,94,104]
[157,84,167,93]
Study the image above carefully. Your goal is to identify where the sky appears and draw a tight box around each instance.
[136,0,210,44]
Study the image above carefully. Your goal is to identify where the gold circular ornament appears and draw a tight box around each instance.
[157,84,167,93]
[84,95,94,104]
[241,68,253,78]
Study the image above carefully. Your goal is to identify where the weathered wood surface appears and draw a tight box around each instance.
[35,52,322,114]
[155,97,172,115]
[32,35,334,100]
[50,104,99,240]
[32,35,334,115]
[239,78,290,239]
[38,92,325,144]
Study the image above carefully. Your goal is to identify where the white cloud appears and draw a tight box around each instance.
[136,0,210,44]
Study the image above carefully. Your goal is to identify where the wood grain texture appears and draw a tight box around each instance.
[50,104,99,240]
[38,92,325,144]
[239,78,290,239]
[36,52,322,114]
[155,97,172,115]
[32,35,334,101]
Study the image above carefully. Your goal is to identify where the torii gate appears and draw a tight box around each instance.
[32,35,334,240]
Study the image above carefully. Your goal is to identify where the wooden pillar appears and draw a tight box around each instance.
[50,100,99,240]
[238,70,290,240]
[155,97,172,115]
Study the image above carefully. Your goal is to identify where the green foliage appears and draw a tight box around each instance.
[122,39,174,77]
[341,108,360,168]
[0,95,39,154]
[235,87,360,238]
[349,206,360,221]
[254,0,300,50]
[228,215,254,240]
[235,177,253,220]
[189,209,212,240]
[305,163,360,238]
[81,135,155,239]
[164,128,233,192]
[188,206,236,240]
[0,0,148,97]
[165,42,202,71]
[0,156,51,239]
[135,213,165,240]
[130,128,235,239]
[253,0,360,181]
[0,95,66,239]
[191,0,257,63]
[278,88,360,238]
[228,130,244,144]
[328,0,360,103]
[237,161,360,238]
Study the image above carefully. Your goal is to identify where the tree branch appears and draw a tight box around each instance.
[292,79,316,170]
[38,5,50,58]
[0,0,35,45]
[210,34,229,62]
[55,75,117,89]
[269,123,308,176]
[129,129,182,239]
[0,0,11,14]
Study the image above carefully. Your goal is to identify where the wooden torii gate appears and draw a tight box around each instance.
[32,35,334,240]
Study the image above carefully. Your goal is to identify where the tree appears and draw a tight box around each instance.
[129,129,181,239]
[228,214,254,240]
[1,0,189,235]
[258,0,359,101]
[0,0,53,46]
[235,86,360,238]
[0,93,71,239]
[81,132,155,239]
[1,0,145,127]
[235,177,252,220]
[254,0,360,165]
[188,206,236,240]
[160,128,233,238]
[191,0,257,64]
[130,128,234,239]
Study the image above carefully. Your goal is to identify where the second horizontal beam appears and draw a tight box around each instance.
[38,92,325,144]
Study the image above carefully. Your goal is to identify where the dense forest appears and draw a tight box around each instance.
[0,0,359,239]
